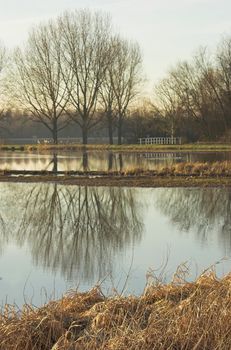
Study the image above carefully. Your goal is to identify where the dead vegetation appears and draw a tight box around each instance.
[2,161,231,177]
[121,161,231,176]
[1,161,231,188]
[162,161,231,176]
[1,271,231,349]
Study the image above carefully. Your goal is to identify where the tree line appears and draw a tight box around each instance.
[0,9,231,143]
[0,9,142,144]
[153,38,231,141]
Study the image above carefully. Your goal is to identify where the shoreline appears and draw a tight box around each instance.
[2,161,231,187]
[0,174,230,187]
[0,142,231,153]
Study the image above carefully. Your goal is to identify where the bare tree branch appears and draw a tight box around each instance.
[13,21,70,143]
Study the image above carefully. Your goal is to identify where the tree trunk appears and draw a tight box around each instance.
[53,119,58,144]
[108,152,113,171]
[82,123,88,145]
[119,153,123,171]
[109,121,114,145]
[52,153,58,173]
[82,151,89,171]
[107,111,114,145]
[117,115,122,145]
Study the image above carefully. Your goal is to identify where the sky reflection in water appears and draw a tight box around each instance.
[0,150,231,172]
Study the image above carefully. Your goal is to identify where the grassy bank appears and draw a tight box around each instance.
[1,272,231,349]
[1,162,231,187]
[0,142,231,152]
[2,160,231,176]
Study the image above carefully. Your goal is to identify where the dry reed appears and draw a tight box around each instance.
[1,271,231,349]
[119,161,231,177]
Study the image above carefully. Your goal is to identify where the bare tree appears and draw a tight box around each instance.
[154,51,226,140]
[107,37,142,144]
[0,44,5,74]
[13,21,70,144]
[216,36,231,130]
[59,9,112,144]
[99,66,117,144]
[0,43,6,112]
[154,75,180,138]
[0,43,8,134]
[155,60,214,139]
[194,48,228,133]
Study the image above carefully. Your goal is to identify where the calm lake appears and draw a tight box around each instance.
[0,150,231,172]
[0,182,230,307]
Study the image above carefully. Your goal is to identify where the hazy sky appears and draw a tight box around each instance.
[0,0,230,91]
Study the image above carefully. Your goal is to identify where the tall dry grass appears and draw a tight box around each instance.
[1,271,231,349]
[120,161,231,177]
[168,161,231,176]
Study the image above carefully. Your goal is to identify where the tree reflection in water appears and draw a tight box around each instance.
[82,150,89,171]
[156,188,231,252]
[2,185,231,285]
[17,184,143,282]
[0,213,6,254]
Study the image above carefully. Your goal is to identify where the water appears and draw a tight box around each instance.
[0,150,231,172]
[0,183,230,307]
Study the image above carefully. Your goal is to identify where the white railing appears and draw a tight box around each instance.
[138,137,182,145]
[139,152,182,159]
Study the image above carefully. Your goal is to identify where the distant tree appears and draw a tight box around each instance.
[0,43,6,73]
[59,9,112,144]
[154,75,180,138]
[0,43,8,135]
[154,49,227,141]
[13,21,70,144]
[216,36,231,130]
[194,48,228,134]
[0,44,6,110]
[99,62,117,144]
[124,99,168,141]
[107,36,142,144]
[158,60,213,139]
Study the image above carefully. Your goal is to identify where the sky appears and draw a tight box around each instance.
[0,0,230,93]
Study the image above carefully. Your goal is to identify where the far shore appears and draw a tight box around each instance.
[0,142,231,152]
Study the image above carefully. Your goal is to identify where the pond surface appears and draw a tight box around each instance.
[0,150,231,172]
[0,183,230,307]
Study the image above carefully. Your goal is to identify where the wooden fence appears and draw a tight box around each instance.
[138,137,182,145]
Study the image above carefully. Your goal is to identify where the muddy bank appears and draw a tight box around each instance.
[0,174,230,187]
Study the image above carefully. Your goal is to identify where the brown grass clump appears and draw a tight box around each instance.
[109,161,231,177]
[1,272,231,349]
[2,161,231,179]
[159,161,231,176]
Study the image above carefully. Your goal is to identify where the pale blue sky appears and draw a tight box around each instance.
[0,0,230,91]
